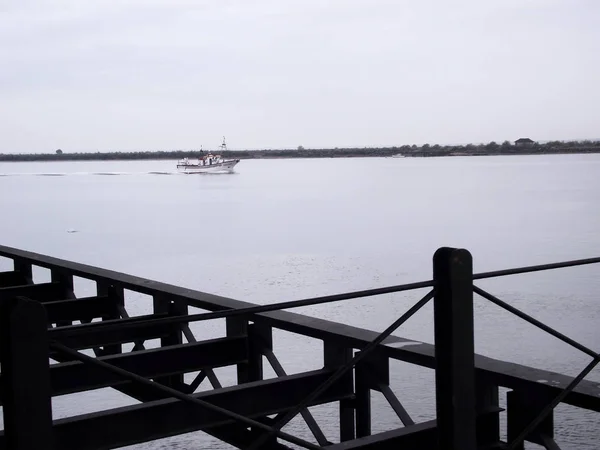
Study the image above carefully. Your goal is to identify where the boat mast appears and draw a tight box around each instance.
[219,136,227,152]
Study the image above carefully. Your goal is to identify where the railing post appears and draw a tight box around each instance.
[226,316,250,383]
[229,321,278,448]
[153,294,187,389]
[355,349,390,437]
[433,247,477,450]
[507,390,554,449]
[0,296,54,449]
[96,282,124,355]
[51,268,75,300]
[475,377,501,446]
[51,269,75,328]
[247,323,268,382]
[13,259,33,284]
[355,361,372,438]
[324,341,355,442]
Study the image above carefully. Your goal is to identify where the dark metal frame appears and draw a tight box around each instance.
[0,244,599,449]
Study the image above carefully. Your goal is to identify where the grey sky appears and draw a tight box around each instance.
[1,0,598,153]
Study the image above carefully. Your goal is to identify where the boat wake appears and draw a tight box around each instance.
[0,171,189,177]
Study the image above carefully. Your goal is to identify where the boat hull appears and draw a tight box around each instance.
[176,159,240,174]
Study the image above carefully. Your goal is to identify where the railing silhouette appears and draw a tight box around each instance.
[0,244,598,450]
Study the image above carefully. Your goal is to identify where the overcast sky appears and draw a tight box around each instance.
[1,0,598,153]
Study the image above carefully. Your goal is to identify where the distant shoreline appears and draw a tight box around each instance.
[1,141,599,162]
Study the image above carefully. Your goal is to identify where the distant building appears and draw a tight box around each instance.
[514,138,534,147]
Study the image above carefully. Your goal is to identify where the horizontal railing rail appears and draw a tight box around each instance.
[2,244,598,330]
[472,256,600,280]
[2,245,599,316]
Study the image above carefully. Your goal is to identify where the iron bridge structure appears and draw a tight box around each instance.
[0,244,599,449]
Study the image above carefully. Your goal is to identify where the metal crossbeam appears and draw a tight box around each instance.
[43,295,116,323]
[49,313,173,350]
[203,423,295,450]
[0,282,64,302]
[0,271,28,287]
[325,420,437,450]
[51,337,245,397]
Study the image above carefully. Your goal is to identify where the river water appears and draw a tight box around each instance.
[0,155,599,449]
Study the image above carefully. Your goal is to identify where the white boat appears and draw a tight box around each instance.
[177,137,240,174]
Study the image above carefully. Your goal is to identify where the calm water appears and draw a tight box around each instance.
[1,155,599,449]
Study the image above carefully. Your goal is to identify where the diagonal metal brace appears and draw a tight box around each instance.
[507,353,600,450]
[473,285,598,359]
[378,383,414,427]
[182,324,222,389]
[263,346,331,446]
[538,433,562,450]
[245,289,435,450]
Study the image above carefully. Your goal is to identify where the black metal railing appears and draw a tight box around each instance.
[0,244,599,450]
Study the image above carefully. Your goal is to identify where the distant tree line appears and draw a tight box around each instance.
[1,140,599,162]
